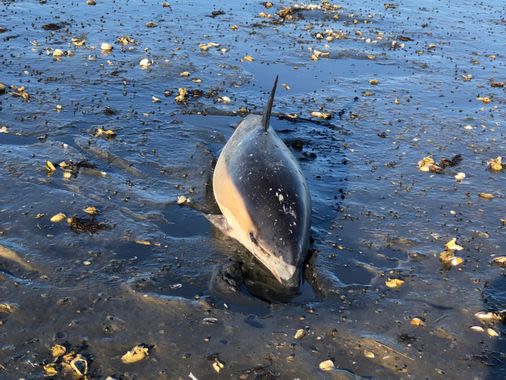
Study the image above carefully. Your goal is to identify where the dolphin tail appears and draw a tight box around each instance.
[262,75,279,132]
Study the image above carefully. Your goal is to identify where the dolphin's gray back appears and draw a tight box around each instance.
[222,115,311,267]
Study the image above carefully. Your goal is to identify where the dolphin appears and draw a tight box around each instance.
[208,76,311,288]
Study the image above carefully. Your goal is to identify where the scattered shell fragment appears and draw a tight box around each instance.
[477,96,491,104]
[93,128,117,139]
[139,58,153,69]
[70,354,88,376]
[51,344,67,358]
[462,74,473,81]
[121,345,149,364]
[83,206,98,215]
[230,24,238,30]
[369,79,379,85]
[242,55,254,62]
[492,256,506,267]
[470,326,485,332]
[385,278,404,288]
[50,213,67,223]
[52,49,65,58]
[475,311,502,322]
[152,96,161,103]
[0,126,8,133]
[175,88,188,103]
[180,71,191,77]
[177,195,189,205]
[294,329,306,340]
[319,359,335,371]
[117,35,134,45]
[450,256,464,266]
[199,42,220,51]
[71,37,86,46]
[145,21,158,28]
[45,160,57,173]
[445,238,463,251]
[311,49,329,61]
[0,303,17,313]
[212,359,225,373]
[220,96,231,104]
[487,156,503,172]
[100,42,113,52]
[479,192,494,200]
[454,172,466,182]
[487,328,499,337]
[43,363,58,376]
[410,317,424,327]
[0,83,5,95]
[363,350,375,359]
[417,156,442,173]
[310,111,332,120]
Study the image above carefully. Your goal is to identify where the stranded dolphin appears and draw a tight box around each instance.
[208,76,311,288]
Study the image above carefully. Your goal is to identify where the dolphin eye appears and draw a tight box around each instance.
[249,233,258,246]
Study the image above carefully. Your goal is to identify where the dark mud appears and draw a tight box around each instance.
[0,0,505,379]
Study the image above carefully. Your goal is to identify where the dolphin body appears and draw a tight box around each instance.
[209,77,311,289]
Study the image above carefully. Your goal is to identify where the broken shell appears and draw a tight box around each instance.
[43,363,58,376]
[220,96,231,104]
[83,206,98,215]
[475,311,502,322]
[450,256,464,266]
[487,328,499,337]
[139,58,153,69]
[121,345,149,364]
[487,156,503,172]
[410,317,424,327]
[319,359,335,371]
[117,35,134,46]
[51,344,67,358]
[470,326,485,332]
[418,156,435,172]
[50,213,67,223]
[71,37,86,46]
[445,238,463,251]
[369,79,379,85]
[180,71,191,77]
[294,329,306,340]
[100,42,113,52]
[177,195,189,205]
[479,192,494,200]
[454,172,466,182]
[242,55,254,62]
[70,354,88,376]
[174,88,188,103]
[385,278,404,288]
[492,256,506,267]
[45,160,57,173]
[152,96,161,103]
[212,359,225,373]
[0,126,8,133]
[310,111,332,120]
[363,350,375,359]
[477,96,491,104]
[52,49,65,58]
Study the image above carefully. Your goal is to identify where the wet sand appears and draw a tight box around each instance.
[0,0,505,378]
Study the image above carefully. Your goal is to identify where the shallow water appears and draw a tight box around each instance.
[0,0,505,378]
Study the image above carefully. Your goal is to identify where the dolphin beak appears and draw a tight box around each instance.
[267,259,300,288]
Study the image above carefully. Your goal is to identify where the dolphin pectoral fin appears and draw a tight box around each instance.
[205,214,235,238]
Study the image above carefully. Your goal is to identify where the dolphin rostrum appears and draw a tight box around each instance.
[208,76,311,288]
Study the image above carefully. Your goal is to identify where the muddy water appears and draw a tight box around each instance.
[0,0,505,379]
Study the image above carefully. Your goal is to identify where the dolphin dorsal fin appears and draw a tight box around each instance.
[262,75,279,132]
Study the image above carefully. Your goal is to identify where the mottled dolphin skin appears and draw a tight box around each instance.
[209,77,311,288]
